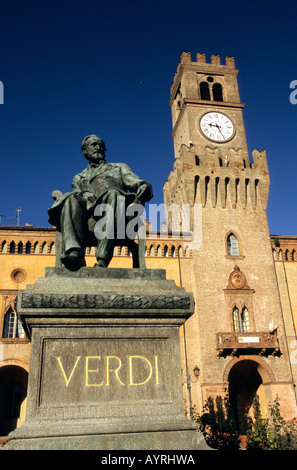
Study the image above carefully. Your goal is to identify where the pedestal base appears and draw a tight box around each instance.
[4,429,208,451]
[3,268,209,451]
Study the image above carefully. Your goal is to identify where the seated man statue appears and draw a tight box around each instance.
[48,134,153,271]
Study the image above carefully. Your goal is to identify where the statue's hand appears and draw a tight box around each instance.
[52,190,63,201]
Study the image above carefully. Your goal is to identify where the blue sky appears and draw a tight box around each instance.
[0,0,297,235]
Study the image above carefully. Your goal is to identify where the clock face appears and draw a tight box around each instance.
[200,112,235,142]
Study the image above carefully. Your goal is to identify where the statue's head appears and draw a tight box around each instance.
[81,135,106,163]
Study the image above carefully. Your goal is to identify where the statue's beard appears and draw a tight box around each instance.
[85,152,105,163]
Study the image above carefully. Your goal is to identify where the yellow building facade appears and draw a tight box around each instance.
[1,52,297,445]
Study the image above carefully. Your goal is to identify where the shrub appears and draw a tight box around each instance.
[194,394,240,450]
[193,392,297,450]
[248,395,297,450]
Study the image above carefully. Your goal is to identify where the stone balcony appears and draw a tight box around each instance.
[216,331,280,357]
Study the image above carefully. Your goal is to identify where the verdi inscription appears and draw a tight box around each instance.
[55,354,160,387]
[39,337,170,410]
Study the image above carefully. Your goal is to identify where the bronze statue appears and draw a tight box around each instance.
[48,135,153,270]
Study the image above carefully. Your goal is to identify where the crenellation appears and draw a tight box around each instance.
[225,56,235,68]
[180,51,236,68]
[211,54,221,65]
[196,52,206,64]
[252,149,268,170]
[180,51,192,64]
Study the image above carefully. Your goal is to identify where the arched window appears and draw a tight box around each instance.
[213,83,223,101]
[233,306,251,332]
[200,82,210,100]
[171,246,176,258]
[18,242,23,254]
[10,241,15,254]
[3,307,24,338]
[227,233,240,256]
[25,242,31,254]
[164,245,169,257]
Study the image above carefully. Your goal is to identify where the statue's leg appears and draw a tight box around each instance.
[60,194,86,271]
[94,190,121,267]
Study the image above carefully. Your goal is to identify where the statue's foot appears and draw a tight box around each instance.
[61,251,85,271]
[94,259,107,268]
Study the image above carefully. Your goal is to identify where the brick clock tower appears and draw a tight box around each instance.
[164,52,297,420]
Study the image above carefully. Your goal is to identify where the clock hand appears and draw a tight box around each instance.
[215,123,225,138]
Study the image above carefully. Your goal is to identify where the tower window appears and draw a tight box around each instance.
[227,233,240,256]
[200,82,210,100]
[213,83,223,102]
[233,306,251,332]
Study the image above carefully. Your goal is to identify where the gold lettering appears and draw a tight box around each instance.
[55,354,160,388]
[55,356,81,387]
[128,355,152,386]
[154,355,160,385]
[105,356,125,386]
[85,356,103,386]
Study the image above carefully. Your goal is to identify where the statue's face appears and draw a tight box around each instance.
[84,136,106,163]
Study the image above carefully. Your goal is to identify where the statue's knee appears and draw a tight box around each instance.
[105,190,122,205]
[109,189,121,199]
[64,194,77,206]
[66,194,85,210]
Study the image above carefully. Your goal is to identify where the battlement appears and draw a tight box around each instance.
[170,51,238,102]
[180,51,235,68]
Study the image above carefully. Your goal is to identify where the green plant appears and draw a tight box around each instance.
[236,391,249,435]
[194,394,240,449]
[247,394,297,450]
[246,394,271,449]
[193,392,297,450]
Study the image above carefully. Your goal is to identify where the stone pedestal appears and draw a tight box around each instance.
[4,267,208,450]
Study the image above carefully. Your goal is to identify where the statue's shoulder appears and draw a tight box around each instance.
[73,166,88,180]
[111,162,132,172]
